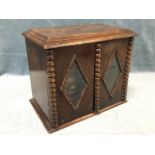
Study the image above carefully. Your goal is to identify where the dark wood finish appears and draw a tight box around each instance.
[23,24,136,49]
[99,39,129,109]
[54,44,95,125]
[23,24,137,133]
[94,43,102,113]
[30,98,126,133]
[25,40,51,120]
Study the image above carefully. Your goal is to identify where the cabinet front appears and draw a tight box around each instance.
[54,44,95,125]
[99,39,129,109]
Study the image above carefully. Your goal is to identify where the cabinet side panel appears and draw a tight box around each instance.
[25,39,50,119]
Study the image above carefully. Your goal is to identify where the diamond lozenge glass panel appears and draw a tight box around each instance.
[61,60,88,110]
[104,53,121,93]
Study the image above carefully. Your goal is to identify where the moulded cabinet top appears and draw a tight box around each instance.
[23,24,137,49]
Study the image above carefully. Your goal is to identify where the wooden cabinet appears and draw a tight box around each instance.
[23,24,137,133]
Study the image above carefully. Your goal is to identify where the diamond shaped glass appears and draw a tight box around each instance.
[61,58,88,111]
[103,52,122,94]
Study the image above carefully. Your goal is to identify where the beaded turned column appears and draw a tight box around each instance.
[121,37,135,100]
[94,43,102,113]
[46,50,58,128]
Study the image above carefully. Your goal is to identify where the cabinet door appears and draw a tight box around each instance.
[54,44,95,125]
[99,39,129,109]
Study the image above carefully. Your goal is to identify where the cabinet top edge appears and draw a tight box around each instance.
[23,24,137,49]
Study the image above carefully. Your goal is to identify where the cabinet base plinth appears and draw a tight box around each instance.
[30,98,127,134]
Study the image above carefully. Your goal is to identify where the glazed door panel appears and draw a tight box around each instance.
[54,44,95,125]
[100,39,129,109]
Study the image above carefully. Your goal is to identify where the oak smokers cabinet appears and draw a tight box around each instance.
[23,24,137,133]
